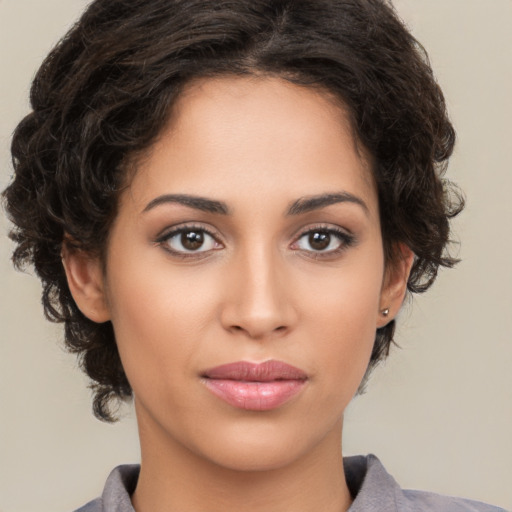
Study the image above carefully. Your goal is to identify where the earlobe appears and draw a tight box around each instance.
[61,242,110,323]
[377,244,414,328]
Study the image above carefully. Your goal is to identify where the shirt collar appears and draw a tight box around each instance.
[344,454,399,511]
[100,454,399,512]
[102,464,138,512]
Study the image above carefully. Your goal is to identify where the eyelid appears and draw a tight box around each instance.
[291,223,354,241]
[155,222,221,241]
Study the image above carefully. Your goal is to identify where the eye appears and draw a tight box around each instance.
[293,228,354,254]
[159,227,221,255]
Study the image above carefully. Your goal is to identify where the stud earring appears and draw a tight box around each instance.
[381,308,390,317]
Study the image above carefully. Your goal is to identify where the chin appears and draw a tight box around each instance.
[187,416,334,473]
[203,442,307,473]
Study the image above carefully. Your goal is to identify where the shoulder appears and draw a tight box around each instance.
[344,454,507,512]
[72,464,139,512]
[400,489,508,512]
[74,498,102,512]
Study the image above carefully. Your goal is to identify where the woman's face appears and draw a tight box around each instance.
[73,76,406,471]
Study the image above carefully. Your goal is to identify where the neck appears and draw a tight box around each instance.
[131,412,352,512]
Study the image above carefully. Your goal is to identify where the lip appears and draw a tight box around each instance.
[201,360,308,411]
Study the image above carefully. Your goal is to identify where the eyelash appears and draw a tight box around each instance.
[291,225,356,259]
[155,223,356,260]
[155,224,222,260]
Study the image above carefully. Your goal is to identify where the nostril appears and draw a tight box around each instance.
[228,324,287,336]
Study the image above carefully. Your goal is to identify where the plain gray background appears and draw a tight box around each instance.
[1,1,511,511]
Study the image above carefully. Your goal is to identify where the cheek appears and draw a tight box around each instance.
[301,252,384,392]
[104,252,228,387]
[306,252,383,331]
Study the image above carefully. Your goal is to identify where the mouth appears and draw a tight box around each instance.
[201,360,308,411]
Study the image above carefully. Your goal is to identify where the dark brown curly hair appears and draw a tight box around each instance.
[2,0,463,421]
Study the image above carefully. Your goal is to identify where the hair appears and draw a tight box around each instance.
[3,0,462,421]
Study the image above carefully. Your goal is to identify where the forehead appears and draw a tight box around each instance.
[126,75,377,215]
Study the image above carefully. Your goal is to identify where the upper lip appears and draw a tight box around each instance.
[202,360,308,382]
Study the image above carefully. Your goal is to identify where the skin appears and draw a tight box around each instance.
[63,76,413,512]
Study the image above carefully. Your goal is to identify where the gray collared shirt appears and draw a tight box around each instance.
[74,454,508,512]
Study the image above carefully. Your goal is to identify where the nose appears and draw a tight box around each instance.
[220,246,297,340]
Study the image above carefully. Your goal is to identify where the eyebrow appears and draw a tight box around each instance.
[142,191,368,217]
[286,192,369,216]
[143,194,230,215]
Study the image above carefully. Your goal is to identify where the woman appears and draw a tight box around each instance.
[2,0,508,511]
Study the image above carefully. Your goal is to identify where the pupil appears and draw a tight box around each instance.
[182,230,204,250]
[309,231,330,250]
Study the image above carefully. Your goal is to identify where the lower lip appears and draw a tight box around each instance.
[203,379,306,411]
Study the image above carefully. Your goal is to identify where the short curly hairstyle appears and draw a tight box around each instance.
[3,0,462,421]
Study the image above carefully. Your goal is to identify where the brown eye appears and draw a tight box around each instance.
[161,228,219,254]
[294,228,354,255]
[181,230,204,250]
[308,231,330,251]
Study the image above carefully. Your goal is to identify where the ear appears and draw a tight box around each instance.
[61,242,110,323]
[377,244,414,328]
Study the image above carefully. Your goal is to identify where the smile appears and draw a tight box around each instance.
[201,360,308,411]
